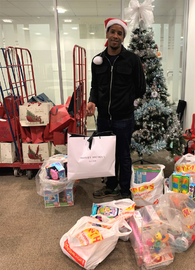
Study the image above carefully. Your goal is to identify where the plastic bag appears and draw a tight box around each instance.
[35,155,71,196]
[91,199,135,241]
[129,206,174,269]
[130,164,165,207]
[153,193,195,253]
[60,216,132,270]
[175,153,195,173]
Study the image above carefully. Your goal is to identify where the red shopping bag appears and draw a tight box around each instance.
[19,124,32,143]
[0,117,18,141]
[49,105,73,133]
[0,101,5,118]
[53,129,67,145]
[4,96,21,118]
[43,124,53,142]
[65,96,72,110]
[30,126,45,144]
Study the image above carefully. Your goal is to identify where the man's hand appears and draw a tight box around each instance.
[86,102,95,116]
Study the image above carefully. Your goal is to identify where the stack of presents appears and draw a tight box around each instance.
[58,159,195,269]
[0,93,77,207]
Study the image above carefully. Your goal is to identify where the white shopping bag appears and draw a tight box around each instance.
[60,216,132,270]
[67,131,116,181]
[174,153,195,173]
[130,164,165,207]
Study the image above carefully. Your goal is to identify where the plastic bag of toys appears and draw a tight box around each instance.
[130,164,165,207]
[174,153,195,173]
[129,206,175,269]
[153,193,195,253]
[91,199,136,241]
[60,216,132,270]
[36,154,71,196]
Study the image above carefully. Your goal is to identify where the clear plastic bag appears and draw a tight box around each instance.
[35,154,73,196]
[129,206,175,269]
[153,193,195,253]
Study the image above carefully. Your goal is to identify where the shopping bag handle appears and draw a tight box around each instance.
[49,106,58,116]
[69,131,115,150]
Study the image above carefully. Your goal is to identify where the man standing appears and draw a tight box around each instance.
[86,18,146,198]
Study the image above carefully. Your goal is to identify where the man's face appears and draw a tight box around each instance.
[106,24,125,50]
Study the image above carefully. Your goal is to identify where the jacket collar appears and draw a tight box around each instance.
[101,45,127,59]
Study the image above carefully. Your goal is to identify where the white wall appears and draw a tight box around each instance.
[183,0,195,129]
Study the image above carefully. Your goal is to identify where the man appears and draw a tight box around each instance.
[86,18,146,198]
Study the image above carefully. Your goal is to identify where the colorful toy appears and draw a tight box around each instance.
[45,162,65,180]
[171,171,190,193]
[189,183,195,199]
[146,231,169,253]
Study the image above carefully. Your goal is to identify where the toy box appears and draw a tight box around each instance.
[44,181,76,208]
[171,171,191,194]
[133,165,161,184]
[45,162,66,180]
[189,183,195,199]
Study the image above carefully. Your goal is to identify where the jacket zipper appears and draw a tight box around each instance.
[105,56,119,120]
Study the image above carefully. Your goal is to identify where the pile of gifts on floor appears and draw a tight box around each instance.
[57,154,195,270]
[59,194,195,270]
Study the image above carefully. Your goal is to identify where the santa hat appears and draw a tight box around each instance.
[104,18,128,37]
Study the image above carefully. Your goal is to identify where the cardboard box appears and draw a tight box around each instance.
[0,142,17,163]
[133,165,161,184]
[19,102,52,127]
[44,182,76,208]
[45,162,66,180]
[22,143,50,163]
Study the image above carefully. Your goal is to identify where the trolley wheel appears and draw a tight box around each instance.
[26,170,33,180]
[14,168,20,177]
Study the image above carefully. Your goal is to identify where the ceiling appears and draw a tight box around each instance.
[0,0,185,24]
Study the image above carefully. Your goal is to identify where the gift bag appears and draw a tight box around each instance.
[43,124,53,142]
[130,164,165,207]
[19,124,31,143]
[53,129,67,145]
[19,102,52,126]
[0,117,18,141]
[30,126,45,144]
[0,101,5,118]
[67,131,116,181]
[4,96,21,118]
[60,216,132,270]
[49,105,73,133]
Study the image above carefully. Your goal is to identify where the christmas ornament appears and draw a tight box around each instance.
[93,56,103,65]
[151,91,158,98]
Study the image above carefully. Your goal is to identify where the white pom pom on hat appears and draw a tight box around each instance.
[93,56,103,65]
[104,18,128,37]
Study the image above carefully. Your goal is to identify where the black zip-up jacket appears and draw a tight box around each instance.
[89,45,146,120]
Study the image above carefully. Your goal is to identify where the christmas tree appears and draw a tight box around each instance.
[125,0,185,158]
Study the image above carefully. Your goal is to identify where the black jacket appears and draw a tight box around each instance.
[89,45,146,120]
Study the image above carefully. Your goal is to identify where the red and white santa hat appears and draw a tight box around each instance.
[104,18,128,37]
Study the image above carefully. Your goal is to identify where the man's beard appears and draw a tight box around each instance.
[110,45,120,50]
